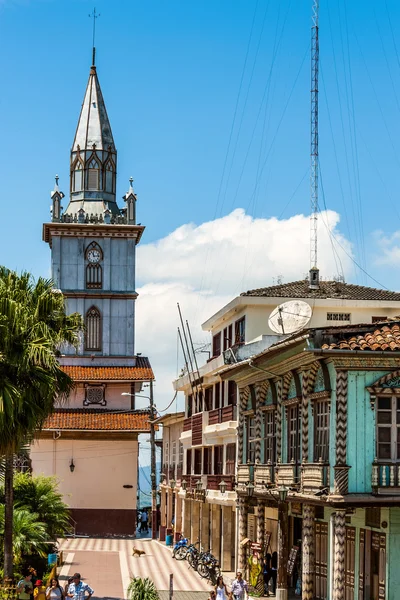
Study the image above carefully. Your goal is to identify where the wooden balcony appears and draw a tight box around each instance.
[192,413,203,445]
[208,405,237,425]
[301,462,329,493]
[183,417,192,432]
[237,464,251,491]
[254,461,275,490]
[207,474,235,491]
[276,461,299,487]
[372,461,400,494]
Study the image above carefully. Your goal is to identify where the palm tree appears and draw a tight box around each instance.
[127,578,159,600]
[0,506,48,565]
[0,268,82,578]
[13,473,71,540]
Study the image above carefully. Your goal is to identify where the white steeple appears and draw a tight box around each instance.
[65,64,119,217]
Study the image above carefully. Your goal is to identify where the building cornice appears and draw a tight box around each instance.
[43,222,145,248]
[63,290,138,300]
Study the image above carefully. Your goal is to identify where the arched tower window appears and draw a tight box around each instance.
[104,160,115,193]
[85,306,102,351]
[72,160,83,191]
[87,157,100,190]
[85,242,103,289]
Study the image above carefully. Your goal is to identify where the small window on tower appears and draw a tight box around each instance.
[105,161,115,193]
[73,161,83,191]
[88,158,100,190]
[85,306,102,351]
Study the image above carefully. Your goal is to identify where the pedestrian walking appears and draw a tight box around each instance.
[141,509,149,533]
[231,572,248,600]
[46,577,64,600]
[263,553,271,596]
[66,574,94,600]
[34,580,46,600]
[16,572,33,600]
[270,552,278,596]
[215,576,228,600]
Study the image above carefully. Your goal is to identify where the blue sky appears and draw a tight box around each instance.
[2,0,400,287]
[3,0,400,425]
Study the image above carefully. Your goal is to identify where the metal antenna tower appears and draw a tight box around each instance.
[309,0,320,289]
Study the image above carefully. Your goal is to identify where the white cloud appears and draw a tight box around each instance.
[373,230,400,266]
[135,208,353,411]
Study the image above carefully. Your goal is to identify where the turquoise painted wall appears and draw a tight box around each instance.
[347,370,387,493]
[388,508,400,600]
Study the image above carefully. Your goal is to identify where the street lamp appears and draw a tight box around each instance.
[278,485,288,503]
[196,479,203,492]
[219,479,227,494]
[170,479,176,490]
[246,481,254,497]
[160,473,166,484]
[181,479,187,491]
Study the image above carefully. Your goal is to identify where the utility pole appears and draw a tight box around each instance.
[150,379,157,539]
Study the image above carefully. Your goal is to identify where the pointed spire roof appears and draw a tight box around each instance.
[72,65,115,152]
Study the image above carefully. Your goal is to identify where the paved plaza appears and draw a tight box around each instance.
[58,536,210,600]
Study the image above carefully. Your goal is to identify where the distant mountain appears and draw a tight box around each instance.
[138,463,161,509]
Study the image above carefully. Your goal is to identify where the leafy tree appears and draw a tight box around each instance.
[127,578,159,600]
[0,506,48,565]
[0,269,82,578]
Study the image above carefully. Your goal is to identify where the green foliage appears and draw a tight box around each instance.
[0,506,48,563]
[12,473,71,540]
[127,578,159,600]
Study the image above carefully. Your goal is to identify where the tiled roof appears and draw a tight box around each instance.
[44,409,151,431]
[241,280,400,301]
[321,323,400,351]
[61,358,154,381]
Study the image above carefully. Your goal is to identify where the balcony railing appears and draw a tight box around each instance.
[254,461,275,490]
[208,405,237,425]
[207,474,235,491]
[301,461,329,493]
[372,461,400,492]
[276,461,300,488]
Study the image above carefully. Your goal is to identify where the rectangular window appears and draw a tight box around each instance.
[203,447,212,475]
[187,394,193,418]
[165,442,169,466]
[377,396,400,460]
[314,400,330,462]
[212,332,222,357]
[247,415,256,464]
[326,312,351,322]
[365,507,381,528]
[88,168,99,190]
[214,445,223,475]
[228,381,237,406]
[186,449,192,475]
[204,387,213,411]
[287,404,301,463]
[214,382,221,409]
[226,443,236,475]
[179,442,184,467]
[263,410,276,463]
[223,324,233,351]
[372,316,387,323]
[73,168,83,191]
[172,441,177,467]
[234,317,246,345]
[194,449,202,474]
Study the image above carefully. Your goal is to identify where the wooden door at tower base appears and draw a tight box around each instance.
[315,522,328,599]
[345,527,355,600]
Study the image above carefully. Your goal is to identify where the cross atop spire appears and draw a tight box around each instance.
[89,7,100,66]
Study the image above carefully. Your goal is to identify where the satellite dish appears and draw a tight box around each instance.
[268,300,312,335]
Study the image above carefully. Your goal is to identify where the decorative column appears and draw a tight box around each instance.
[334,370,350,494]
[159,487,167,541]
[238,387,250,464]
[257,498,265,548]
[301,370,309,462]
[332,510,346,600]
[255,382,268,463]
[302,504,315,600]
[183,498,191,538]
[276,379,283,461]
[221,505,233,571]
[201,502,210,550]
[238,496,248,571]
[191,500,200,543]
[276,499,289,600]
[166,489,173,531]
[211,504,221,563]
[175,493,182,541]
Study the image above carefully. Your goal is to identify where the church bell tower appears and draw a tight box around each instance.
[40,60,154,536]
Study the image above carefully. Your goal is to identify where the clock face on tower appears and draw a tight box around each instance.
[87,249,101,263]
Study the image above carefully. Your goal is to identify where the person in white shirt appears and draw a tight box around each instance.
[45,578,64,600]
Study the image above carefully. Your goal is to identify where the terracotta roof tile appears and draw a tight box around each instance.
[61,357,154,381]
[242,279,400,300]
[321,322,400,351]
[44,409,152,431]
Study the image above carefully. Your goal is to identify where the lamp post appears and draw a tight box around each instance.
[121,384,157,539]
[276,485,289,600]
